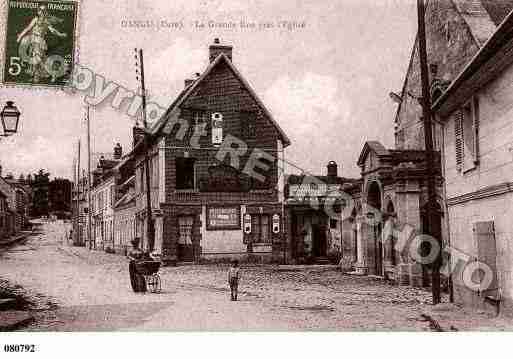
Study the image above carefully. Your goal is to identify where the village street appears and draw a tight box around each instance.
[0,220,504,331]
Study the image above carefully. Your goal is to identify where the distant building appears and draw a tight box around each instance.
[89,147,123,251]
[0,189,9,240]
[113,175,136,255]
[284,161,358,264]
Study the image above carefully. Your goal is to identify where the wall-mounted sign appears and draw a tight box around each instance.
[272,213,280,233]
[212,112,223,146]
[243,213,252,234]
[206,205,240,230]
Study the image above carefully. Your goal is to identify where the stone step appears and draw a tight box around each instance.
[313,257,331,264]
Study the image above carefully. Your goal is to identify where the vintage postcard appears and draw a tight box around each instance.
[0,0,513,357]
[2,0,77,87]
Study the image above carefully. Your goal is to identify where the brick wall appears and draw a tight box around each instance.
[164,59,281,202]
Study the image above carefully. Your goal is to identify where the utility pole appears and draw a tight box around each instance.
[86,106,93,250]
[76,139,81,246]
[135,48,155,252]
[417,0,441,304]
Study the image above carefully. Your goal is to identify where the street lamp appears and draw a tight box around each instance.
[0,101,21,136]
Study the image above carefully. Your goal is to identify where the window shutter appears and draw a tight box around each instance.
[473,221,498,298]
[454,111,464,171]
[472,97,480,165]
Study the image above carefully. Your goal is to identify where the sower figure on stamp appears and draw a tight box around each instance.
[16,4,67,83]
[228,260,240,301]
[127,237,147,293]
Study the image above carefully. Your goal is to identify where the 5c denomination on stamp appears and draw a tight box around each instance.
[2,0,78,87]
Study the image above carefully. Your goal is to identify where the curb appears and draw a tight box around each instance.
[0,231,32,247]
[0,311,34,331]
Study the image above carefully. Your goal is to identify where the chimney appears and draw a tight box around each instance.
[132,126,146,148]
[209,38,232,63]
[327,161,338,177]
[114,143,122,160]
[184,79,194,88]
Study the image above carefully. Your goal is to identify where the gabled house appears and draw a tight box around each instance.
[130,39,291,264]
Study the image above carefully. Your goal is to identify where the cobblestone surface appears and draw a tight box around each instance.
[3,220,506,331]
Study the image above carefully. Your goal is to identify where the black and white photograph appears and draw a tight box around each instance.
[1,0,513,357]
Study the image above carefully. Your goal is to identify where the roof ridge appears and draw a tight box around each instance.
[150,51,291,147]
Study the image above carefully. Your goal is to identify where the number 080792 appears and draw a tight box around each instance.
[3,344,36,353]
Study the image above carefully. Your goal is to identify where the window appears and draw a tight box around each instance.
[253,215,270,243]
[241,111,257,138]
[330,219,338,229]
[110,185,115,207]
[176,157,196,190]
[455,97,479,172]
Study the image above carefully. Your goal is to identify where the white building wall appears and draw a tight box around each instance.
[443,58,513,310]
[199,205,246,255]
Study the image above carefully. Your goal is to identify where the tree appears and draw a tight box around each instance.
[30,169,50,217]
[49,178,72,217]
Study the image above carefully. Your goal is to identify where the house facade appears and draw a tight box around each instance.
[0,189,8,239]
[113,175,136,255]
[284,161,358,264]
[89,145,123,250]
[131,39,290,264]
[433,10,513,314]
[0,175,16,238]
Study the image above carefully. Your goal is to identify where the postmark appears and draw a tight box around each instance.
[2,0,77,87]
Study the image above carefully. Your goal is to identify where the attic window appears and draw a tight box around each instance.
[241,111,257,138]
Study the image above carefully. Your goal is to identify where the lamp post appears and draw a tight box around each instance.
[0,101,21,137]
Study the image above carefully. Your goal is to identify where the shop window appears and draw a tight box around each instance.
[176,158,196,190]
[253,215,271,243]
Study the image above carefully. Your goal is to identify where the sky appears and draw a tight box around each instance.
[0,0,417,180]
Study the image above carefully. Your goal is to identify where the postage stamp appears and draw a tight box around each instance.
[2,0,77,87]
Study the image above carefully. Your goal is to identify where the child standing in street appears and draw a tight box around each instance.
[228,260,240,301]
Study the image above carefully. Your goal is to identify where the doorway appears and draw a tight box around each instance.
[312,224,327,257]
[178,216,194,261]
[367,181,383,276]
